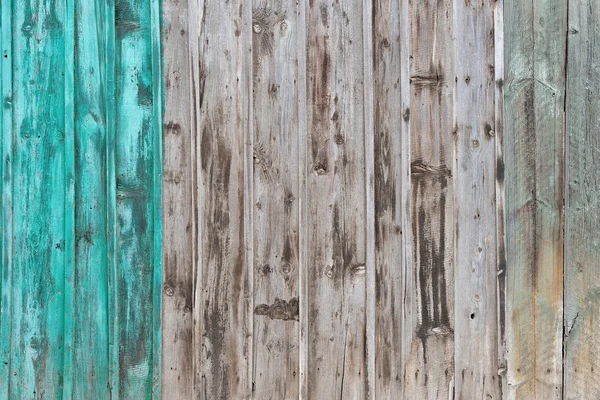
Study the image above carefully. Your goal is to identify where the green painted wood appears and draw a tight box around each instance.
[504,0,566,397]
[0,0,162,398]
[564,2,600,398]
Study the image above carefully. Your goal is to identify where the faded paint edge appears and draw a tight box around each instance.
[151,0,164,396]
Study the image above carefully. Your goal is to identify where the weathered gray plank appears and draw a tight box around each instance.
[504,0,566,397]
[494,0,508,396]
[306,0,368,397]
[251,0,301,397]
[192,0,254,396]
[564,2,600,398]
[453,0,500,398]
[162,0,194,397]
[372,0,404,397]
[403,0,455,398]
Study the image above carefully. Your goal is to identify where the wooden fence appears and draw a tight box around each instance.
[1,0,599,398]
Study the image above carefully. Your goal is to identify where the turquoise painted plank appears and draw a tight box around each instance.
[70,0,111,397]
[0,0,14,395]
[113,0,162,397]
[0,0,162,397]
[9,0,67,398]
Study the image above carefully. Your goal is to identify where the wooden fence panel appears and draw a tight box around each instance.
[0,0,162,398]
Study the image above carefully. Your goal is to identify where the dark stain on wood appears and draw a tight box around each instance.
[410,160,452,180]
[254,297,299,321]
[115,1,140,37]
[412,173,453,361]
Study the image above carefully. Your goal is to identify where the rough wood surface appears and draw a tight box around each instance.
[251,0,301,398]
[453,0,500,398]
[372,0,404,397]
[504,0,566,398]
[564,2,600,398]
[192,0,254,397]
[305,0,368,397]
[404,1,455,398]
[0,0,162,398]
[162,0,195,397]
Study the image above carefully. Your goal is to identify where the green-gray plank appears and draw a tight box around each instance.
[565,1,600,398]
[504,0,566,397]
[0,0,162,398]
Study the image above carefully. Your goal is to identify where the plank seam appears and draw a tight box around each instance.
[151,0,164,396]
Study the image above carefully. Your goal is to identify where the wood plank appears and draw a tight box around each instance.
[494,0,508,395]
[192,0,253,396]
[113,0,162,396]
[504,0,566,397]
[372,0,404,397]
[250,0,301,397]
[306,0,368,397]
[0,0,13,396]
[564,2,600,398]
[70,0,112,397]
[161,0,195,397]
[403,0,455,398]
[8,0,68,397]
[453,0,500,398]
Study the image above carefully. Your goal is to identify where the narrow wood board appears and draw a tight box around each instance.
[162,0,195,397]
[564,1,600,398]
[504,0,566,397]
[403,0,456,398]
[251,0,302,398]
[453,0,501,398]
[192,0,254,397]
[305,0,368,397]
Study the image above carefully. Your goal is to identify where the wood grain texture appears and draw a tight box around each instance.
[192,0,253,396]
[404,0,455,398]
[0,0,13,394]
[306,0,368,397]
[453,0,500,398]
[161,0,194,397]
[564,2,600,398]
[372,0,404,397]
[0,0,162,397]
[114,0,162,396]
[504,0,566,398]
[8,0,68,397]
[251,0,301,398]
[494,0,508,396]
[71,0,110,397]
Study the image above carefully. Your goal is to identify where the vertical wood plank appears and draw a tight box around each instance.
[193,0,253,396]
[372,0,404,397]
[403,0,455,398]
[0,0,13,396]
[453,0,500,398]
[297,0,309,396]
[564,2,600,398]
[70,0,111,397]
[9,0,67,397]
[251,0,301,397]
[161,0,195,397]
[306,0,367,397]
[504,0,566,397]
[494,0,507,395]
[113,0,162,396]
